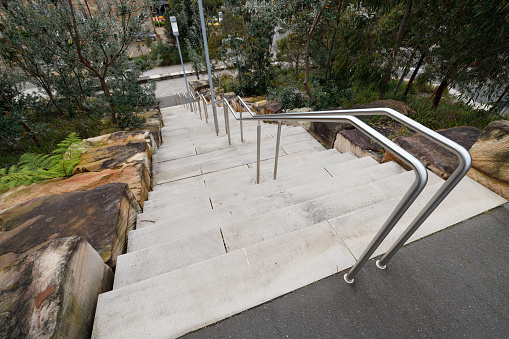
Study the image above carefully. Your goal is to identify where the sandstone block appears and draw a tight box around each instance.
[0,163,150,212]
[73,140,152,175]
[0,236,113,338]
[469,120,509,183]
[86,130,158,155]
[381,126,481,179]
[0,183,141,270]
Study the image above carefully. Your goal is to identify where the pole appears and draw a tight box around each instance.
[176,37,193,112]
[198,0,219,135]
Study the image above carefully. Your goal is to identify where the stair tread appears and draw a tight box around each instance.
[93,222,356,339]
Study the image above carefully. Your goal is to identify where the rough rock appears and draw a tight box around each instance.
[469,120,509,182]
[73,140,152,175]
[309,100,414,148]
[0,236,113,339]
[334,129,385,161]
[467,167,509,200]
[467,120,509,199]
[0,162,150,212]
[189,79,209,92]
[0,183,141,270]
[86,130,158,155]
[252,100,282,115]
[137,109,163,147]
[381,126,481,178]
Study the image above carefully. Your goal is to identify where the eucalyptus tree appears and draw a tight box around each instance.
[0,0,154,124]
[221,0,278,95]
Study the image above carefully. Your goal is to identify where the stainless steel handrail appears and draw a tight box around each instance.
[266,108,472,272]
[234,112,428,283]
[179,98,470,282]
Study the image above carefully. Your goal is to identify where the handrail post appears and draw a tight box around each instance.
[197,95,203,120]
[239,99,244,142]
[376,148,471,269]
[256,121,261,184]
[224,101,231,145]
[205,101,209,123]
[273,121,282,180]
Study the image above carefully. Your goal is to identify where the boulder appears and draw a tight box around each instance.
[188,79,209,92]
[0,162,150,212]
[467,167,509,200]
[469,120,509,182]
[334,129,385,161]
[137,109,163,147]
[381,126,481,178]
[467,120,509,199]
[252,100,282,115]
[309,100,413,148]
[85,130,158,155]
[0,236,113,338]
[73,140,152,175]
[0,183,141,270]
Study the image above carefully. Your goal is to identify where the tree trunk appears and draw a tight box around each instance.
[304,0,328,104]
[378,0,413,100]
[99,77,117,124]
[394,50,416,94]
[403,51,425,96]
[432,79,448,109]
[491,84,509,112]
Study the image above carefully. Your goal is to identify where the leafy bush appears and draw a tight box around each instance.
[0,133,84,190]
[267,85,309,111]
[313,83,354,111]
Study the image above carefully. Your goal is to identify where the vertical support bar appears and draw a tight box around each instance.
[256,121,261,184]
[197,0,219,135]
[239,99,244,142]
[176,38,193,112]
[197,96,203,120]
[204,100,209,123]
[224,102,231,145]
[273,121,282,180]
[223,101,229,135]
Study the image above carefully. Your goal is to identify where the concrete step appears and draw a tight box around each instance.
[329,175,507,260]
[130,163,424,253]
[93,222,356,339]
[153,136,325,185]
[142,156,383,220]
[119,162,409,287]
[154,132,318,174]
[146,150,357,206]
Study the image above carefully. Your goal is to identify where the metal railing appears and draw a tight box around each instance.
[178,97,471,283]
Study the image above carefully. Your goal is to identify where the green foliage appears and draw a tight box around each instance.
[266,85,308,111]
[0,133,84,190]
[312,83,354,111]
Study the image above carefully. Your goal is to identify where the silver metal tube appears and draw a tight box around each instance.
[237,96,255,116]
[198,0,219,134]
[273,121,282,180]
[239,114,428,282]
[225,102,231,145]
[263,108,471,270]
[256,121,261,184]
[239,99,244,142]
[223,100,229,135]
[176,38,193,112]
[197,95,203,120]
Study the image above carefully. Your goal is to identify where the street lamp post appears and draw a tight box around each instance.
[197,0,219,135]
[170,16,193,112]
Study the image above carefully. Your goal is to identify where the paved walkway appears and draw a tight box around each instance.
[183,203,509,338]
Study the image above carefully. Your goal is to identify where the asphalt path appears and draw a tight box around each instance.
[183,204,509,338]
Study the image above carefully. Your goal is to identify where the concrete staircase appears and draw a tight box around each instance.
[92,104,506,338]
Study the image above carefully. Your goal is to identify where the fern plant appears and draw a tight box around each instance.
[0,133,84,190]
